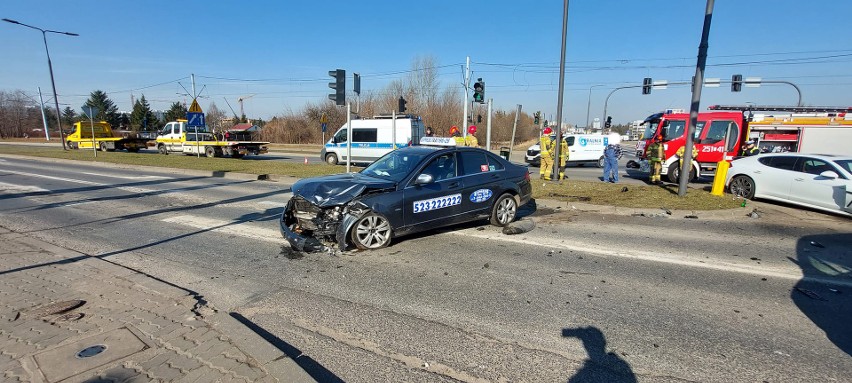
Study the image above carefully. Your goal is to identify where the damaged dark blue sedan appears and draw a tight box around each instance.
[280,140,532,252]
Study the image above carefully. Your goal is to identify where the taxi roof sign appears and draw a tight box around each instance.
[188,99,203,113]
[420,137,456,146]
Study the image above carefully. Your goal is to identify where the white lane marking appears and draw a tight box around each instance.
[161,215,280,243]
[0,181,49,193]
[2,169,103,186]
[78,171,167,180]
[446,230,852,287]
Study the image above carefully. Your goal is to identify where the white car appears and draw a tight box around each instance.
[726,153,852,217]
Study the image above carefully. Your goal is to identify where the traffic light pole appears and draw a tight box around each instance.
[346,102,352,173]
[485,98,492,150]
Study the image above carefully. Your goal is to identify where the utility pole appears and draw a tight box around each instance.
[678,0,715,197]
[461,56,470,138]
[485,98,493,150]
[37,87,50,140]
[552,0,570,182]
[509,104,522,160]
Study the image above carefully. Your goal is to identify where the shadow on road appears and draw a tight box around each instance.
[790,233,852,356]
[562,326,637,383]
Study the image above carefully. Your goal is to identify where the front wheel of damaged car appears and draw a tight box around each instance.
[490,193,518,227]
[351,213,392,250]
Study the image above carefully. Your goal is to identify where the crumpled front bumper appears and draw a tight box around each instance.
[279,199,367,252]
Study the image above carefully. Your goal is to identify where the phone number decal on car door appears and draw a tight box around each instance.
[413,194,462,213]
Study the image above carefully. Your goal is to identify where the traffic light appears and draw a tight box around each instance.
[473,78,485,103]
[398,96,407,113]
[328,69,346,106]
[642,77,652,95]
[605,116,612,129]
[534,111,540,125]
[731,74,743,92]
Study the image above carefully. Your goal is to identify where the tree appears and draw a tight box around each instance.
[206,101,226,134]
[62,106,78,127]
[83,90,120,126]
[164,102,187,123]
[129,95,161,131]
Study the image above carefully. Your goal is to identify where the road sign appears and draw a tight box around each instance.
[320,113,328,124]
[81,105,99,118]
[188,99,203,113]
[186,112,205,127]
[321,122,328,133]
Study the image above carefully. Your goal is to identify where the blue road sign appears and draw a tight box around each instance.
[186,112,205,127]
[321,122,327,133]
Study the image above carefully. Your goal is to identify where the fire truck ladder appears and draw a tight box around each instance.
[708,105,851,114]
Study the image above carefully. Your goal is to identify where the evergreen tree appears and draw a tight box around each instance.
[164,102,188,123]
[62,106,78,128]
[129,95,161,131]
[83,90,120,126]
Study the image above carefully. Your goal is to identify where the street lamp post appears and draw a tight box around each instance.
[585,84,604,131]
[3,18,78,150]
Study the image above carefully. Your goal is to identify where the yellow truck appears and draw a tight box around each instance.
[153,120,269,158]
[67,121,151,152]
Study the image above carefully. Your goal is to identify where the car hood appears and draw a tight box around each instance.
[291,172,397,207]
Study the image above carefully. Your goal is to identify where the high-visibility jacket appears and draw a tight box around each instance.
[465,135,479,147]
[453,136,466,146]
[558,139,569,163]
[648,142,664,162]
[540,135,553,156]
[676,144,697,160]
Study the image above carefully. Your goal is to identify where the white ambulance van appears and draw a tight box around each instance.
[525,134,610,167]
[321,115,425,165]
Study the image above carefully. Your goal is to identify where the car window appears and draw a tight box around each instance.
[833,160,852,175]
[701,120,735,145]
[566,136,575,146]
[800,158,833,175]
[362,149,428,182]
[458,151,490,176]
[662,120,686,141]
[352,128,377,143]
[333,129,347,143]
[419,153,456,182]
[486,153,506,170]
[761,156,798,171]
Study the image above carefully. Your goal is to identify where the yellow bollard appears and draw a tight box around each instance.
[711,160,730,196]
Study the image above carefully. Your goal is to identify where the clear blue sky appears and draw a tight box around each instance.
[2,0,850,127]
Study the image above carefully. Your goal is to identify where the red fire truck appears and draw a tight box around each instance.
[634,105,852,183]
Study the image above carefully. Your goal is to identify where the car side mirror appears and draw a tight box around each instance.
[415,174,434,185]
[819,170,838,179]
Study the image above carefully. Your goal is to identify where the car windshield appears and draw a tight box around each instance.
[361,150,429,182]
[833,159,852,174]
[641,121,659,140]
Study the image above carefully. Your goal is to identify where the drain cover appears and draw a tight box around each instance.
[76,345,107,359]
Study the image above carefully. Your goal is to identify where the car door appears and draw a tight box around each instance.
[789,157,851,212]
[457,150,503,218]
[403,152,464,228]
[754,156,799,199]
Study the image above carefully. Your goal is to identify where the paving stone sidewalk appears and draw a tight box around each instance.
[0,227,316,383]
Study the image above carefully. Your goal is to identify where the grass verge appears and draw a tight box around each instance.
[1,144,740,210]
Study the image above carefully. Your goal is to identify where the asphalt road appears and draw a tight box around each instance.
[1,155,850,382]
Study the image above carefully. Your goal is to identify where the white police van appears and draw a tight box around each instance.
[322,115,425,165]
[524,134,611,167]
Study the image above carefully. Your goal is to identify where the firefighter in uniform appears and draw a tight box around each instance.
[647,135,665,184]
[557,133,569,180]
[465,125,479,147]
[675,143,698,181]
[450,126,465,146]
[539,127,554,180]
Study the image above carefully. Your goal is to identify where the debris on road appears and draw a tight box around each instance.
[502,218,536,235]
[661,207,672,215]
[747,208,761,219]
[684,214,699,219]
[476,226,486,231]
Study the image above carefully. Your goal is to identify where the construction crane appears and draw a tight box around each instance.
[238,94,255,117]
